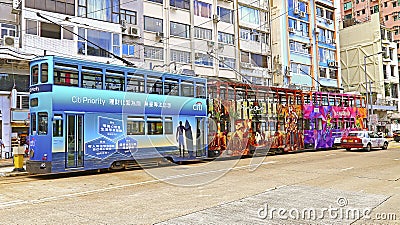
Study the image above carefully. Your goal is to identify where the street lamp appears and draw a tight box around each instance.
[364,51,383,131]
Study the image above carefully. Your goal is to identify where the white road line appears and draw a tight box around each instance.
[341,167,354,171]
[394,159,399,161]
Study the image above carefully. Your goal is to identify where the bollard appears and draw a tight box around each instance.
[12,146,26,172]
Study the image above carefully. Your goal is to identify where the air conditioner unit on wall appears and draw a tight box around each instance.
[240,62,252,68]
[288,27,295,33]
[294,8,299,14]
[300,11,306,17]
[155,32,164,38]
[129,27,140,37]
[2,36,19,48]
[326,19,332,24]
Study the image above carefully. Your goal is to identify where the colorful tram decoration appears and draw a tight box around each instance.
[303,92,367,149]
[27,56,208,173]
[26,56,367,174]
[207,80,304,156]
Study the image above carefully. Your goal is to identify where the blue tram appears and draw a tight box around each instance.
[27,56,208,174]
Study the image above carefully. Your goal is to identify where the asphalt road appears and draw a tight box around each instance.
[0,143,399,224]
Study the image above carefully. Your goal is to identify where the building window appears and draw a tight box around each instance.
[218,32,234,45]
[343,2,352,10]
[289,40,311,54]
[147,0,163,3]
[26,20,74,40]
[78,28,120,57]
[239,6,260,25]
[144,46,164,60]
[78,0,120,23]
[319,67,327,78]
[219,57,235,68]
[170,22,190,38]
[194,0,212,18]
[120,9,137,25]
[41,22,61,39]
[195,52,213,66]
[217,7,234,24]
[25,0,75,16]
[170,0,190,10]
[170,50,190,63]
[316,7,324,17]
[16,95,29,109]
[241,51,250,63]
[329,69,337,79]
[194,27,212,40]
[122,44,138,57]
[1,23,17,38]
[319,47,335,62]
[251,54,267,68]
[144,16,163,33]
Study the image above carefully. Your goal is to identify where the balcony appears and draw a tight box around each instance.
[372,98,398,111]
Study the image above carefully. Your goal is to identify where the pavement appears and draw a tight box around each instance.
[0,157,27,177]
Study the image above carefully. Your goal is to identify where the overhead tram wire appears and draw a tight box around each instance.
[36,12,136,67]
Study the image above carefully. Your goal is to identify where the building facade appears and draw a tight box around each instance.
[341,0,400,67]
[0,0,272,155]
[271,0,341,91]
[340,13,400,133]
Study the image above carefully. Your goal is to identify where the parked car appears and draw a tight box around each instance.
[341,131,389,151]
[393,130,400,142]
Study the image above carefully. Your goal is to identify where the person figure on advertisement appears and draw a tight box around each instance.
[176,121,185,157]
[0,138,5,159]
[185,120,194,158]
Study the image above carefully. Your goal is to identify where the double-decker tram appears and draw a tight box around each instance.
[207,79,304,156]
[303,92,367,149]
[27,56,208,174]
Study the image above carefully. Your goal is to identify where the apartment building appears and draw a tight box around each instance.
[341,0,400,66]
[271,0,341,91]
[340,13,400,132]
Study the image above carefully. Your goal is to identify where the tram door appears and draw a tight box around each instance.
[66,114,84,168]
[196,117,206,157]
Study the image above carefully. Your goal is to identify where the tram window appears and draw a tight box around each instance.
[38,112,48,135]
[296,96,302,105]
[322,96,329,106]
[127,116,145,135]
[304,95,310,104]
[164,117,173,134]
[147,117,163,135]
[355,98,361,107]
[304,119,311,130]
[147,76,162,94]
[31,65,39,85]
[269,121,276,131]
[127,75,145,93]
[297,118,303,130]
[280,95,286,105]
[41,63,48,83]
[82,72,103,89]
[196,83,206,98]
[54,70,79,86]
[316,118,323,130]
[343,98,349,107]
[31,113,37,135]
[30,98,38,107]
[329,96,335,106]
[164,78,179,96]
[349,98,354,107]
[338,120,343,129]
[181,81,194,97]
[105,74,125,91]
[53,114,63,137]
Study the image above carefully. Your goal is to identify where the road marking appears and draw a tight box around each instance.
[394,159,399,161]
[0,160,279,209]
[341,167,354,171]
[325,154,336,156]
